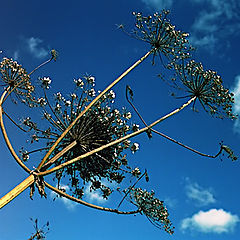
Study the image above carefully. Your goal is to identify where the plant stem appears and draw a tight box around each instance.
[40,97,196,176]
[0,90,30,173]
[126,90,222,158]
[45,181,140,214]
[0,175,34,209]
[37,49,153,170]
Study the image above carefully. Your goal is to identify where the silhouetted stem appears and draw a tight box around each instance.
[126,89,223,158]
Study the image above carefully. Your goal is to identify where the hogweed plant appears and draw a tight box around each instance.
[0,10,237,235]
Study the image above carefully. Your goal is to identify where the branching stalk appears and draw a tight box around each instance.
[39,97,196,176]
[37,49,153,170]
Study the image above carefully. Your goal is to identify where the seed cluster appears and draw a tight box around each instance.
[0,58,35,105]
[176,60,236,119]
[125,11,193,64]
[21,75,141,199]
[130,188,174,234]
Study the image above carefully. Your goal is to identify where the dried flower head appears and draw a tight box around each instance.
[123,10,193,65]
[176,60,236,119]
[40,77,52,89]
[130,188,174,234]
[25,75,140,199]
[0,57,35,105]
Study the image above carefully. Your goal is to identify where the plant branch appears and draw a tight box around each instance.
[45,181,140,214]
[0,90,30,173]
[117,170,147,209]
[126,88,223,158]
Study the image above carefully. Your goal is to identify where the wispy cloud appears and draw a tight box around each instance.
[13,51,19,60]
[141,0,173,10]
[164,197,177,208]
[185,179,216,206]
[26,37,48,59]
[231,75,240,133]
[181,209,239,233]
[50,185,77,211]
[189,0,240,50]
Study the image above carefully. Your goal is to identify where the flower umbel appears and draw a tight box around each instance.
[122,11,193,65]
[176,60,236,119]
[130,188,174,234]
[0,57,35,105]
[25,75,140,199]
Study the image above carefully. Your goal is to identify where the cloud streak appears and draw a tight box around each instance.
[231,75,240,133]
[26,37,48,59]
[181,209,239,233]
[141,0,173,10]
[185,180,216,206]
[50,185,77,211]
[189,0,240,50]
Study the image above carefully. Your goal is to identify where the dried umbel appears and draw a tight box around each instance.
[130,188,174,234]
[122,11,193,64]
[175,60,236,119]
[22,75,140,199]
[0,57,35,105]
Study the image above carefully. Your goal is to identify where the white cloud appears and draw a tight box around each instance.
[141,0,173,10]
[189,34,217,51]
[181,209,239,233]
[50,184,77,211]
[231,75,240,133]
[84,183,107,203]
[26,37,48,59]
[185,180,216,206]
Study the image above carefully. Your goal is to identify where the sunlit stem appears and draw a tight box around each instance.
[0,175,35,209]
[39,97,196,176]
[0,141,77,209]
[37,49,154,170]
[41,140,77,170]
[0,89,30,173]
[45,181,140,214]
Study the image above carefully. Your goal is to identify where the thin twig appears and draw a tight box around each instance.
[117,170,147,209]
[126,87,223,158]
[2,109,30,132]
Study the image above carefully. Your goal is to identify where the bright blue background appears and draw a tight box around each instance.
[1,0,240,239]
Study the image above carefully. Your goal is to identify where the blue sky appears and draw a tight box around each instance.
[1,0,240,239]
